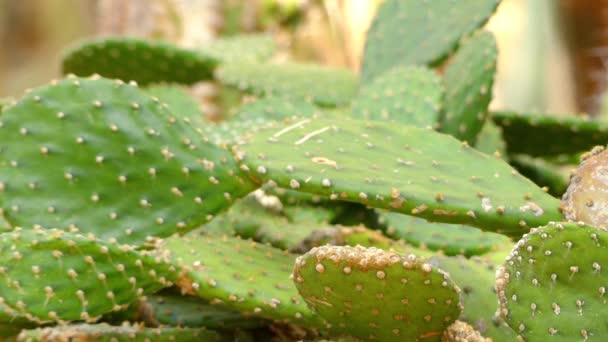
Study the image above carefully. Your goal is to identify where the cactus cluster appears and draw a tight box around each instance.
[3,0,608,340]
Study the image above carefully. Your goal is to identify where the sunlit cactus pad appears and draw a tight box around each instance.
[0,76,255,244]
[62,37,217,85]
[156,232,325,328]
[361,0,500,82]
[216,62,358,107]
[236,118,562,236]
[0,228,175,323]
[381,212,511,257]
[17,323,223,342]
[293,245,461,341]
[492,111,608,156]
[496,222,608,340]
[351,65,443,127]
[440,31,497,143]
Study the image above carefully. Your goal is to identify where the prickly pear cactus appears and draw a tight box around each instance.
[156,232,325,328]
[236,118,562,236]
[0,227,175,323]
[0,76,256,244]
[199,34,277,63]
[496,222,608,340]
[439,31,497,144]
[293,245,461,341]
[351,65,443,127]
[17,323,223,342]
[361,0,500,82]
[216,62,358,107]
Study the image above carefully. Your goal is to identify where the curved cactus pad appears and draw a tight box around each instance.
[62,37,217,85]
[381,212,511,257]
[293,245,461,341]
[496,222,608,340]
[216,62,358,107]
[236,118,562,236]
[0,228,175,323]
[157,232,324,328]
[361,0,500,82]
[492,111,608,156]
[200,34,276,63]
[0,76,255,245]
[351,65,443,127]
[17,323,222,342]
[439,31,497,144]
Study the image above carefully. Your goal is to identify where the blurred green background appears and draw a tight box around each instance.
[1,0,606,116]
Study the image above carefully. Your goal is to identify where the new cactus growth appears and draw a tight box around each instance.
[293,245,462,341]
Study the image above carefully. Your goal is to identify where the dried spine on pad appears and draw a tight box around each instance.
[562,145,608,229]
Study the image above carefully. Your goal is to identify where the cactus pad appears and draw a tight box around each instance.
[200,34,276,63]
[492,111,608,156]
[351,65,443,127]
[0,76,255,245]
[496,222,608,340]
[0,227,175,323]
[237,118,562,236]
[17,323,222,341]
[361,0,500,82]
[216,62,358,107]
[293,245,461,341]
[381,212,512,257]
[439,31,497,144]
[62,37,217,85]
[157,232,324,328]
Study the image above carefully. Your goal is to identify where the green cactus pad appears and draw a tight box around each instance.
[439,31,497,144]
[293,245,461,341]
[17,323,222,342]
[0,76,255,245]
[474,120,506,157]
[509,155,569,197]
[430,256,516,341]
[138,294,267,330]
[61,37,217,85]
[492,111,608,156]
[0,227,175,323]
[496,222,608,340]
[216,62,358,107]
[237,118,562,237]
[236,97,323,122]
[380,212,512,257]
[200,34,276,63]
[351,65,443,127]
[143,84,206,128]
[157,232,325,328]
[361,0,500,82]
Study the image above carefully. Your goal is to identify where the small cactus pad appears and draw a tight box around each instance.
[0,76,255,244]
[236,97,323,122]
[510,155,569,197]
[62,37,217,85]
[0,227,175,323]
[430,256,516,341]
[17,323,222,342]
[360,0,500,82]
[200,34,276,63]
[293,245,461,341]
[496,222,608,340]
[216,62,358,107]
[351,65,443,127]
[156,232,324,328]
[562,146,608,228]
[439,31,497,144]
[237,118,562,236]
[474,121,506,157]
[143,84,206,129]
[138,294,267,330]
[381,212,512,257]
[492,111,608,156]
